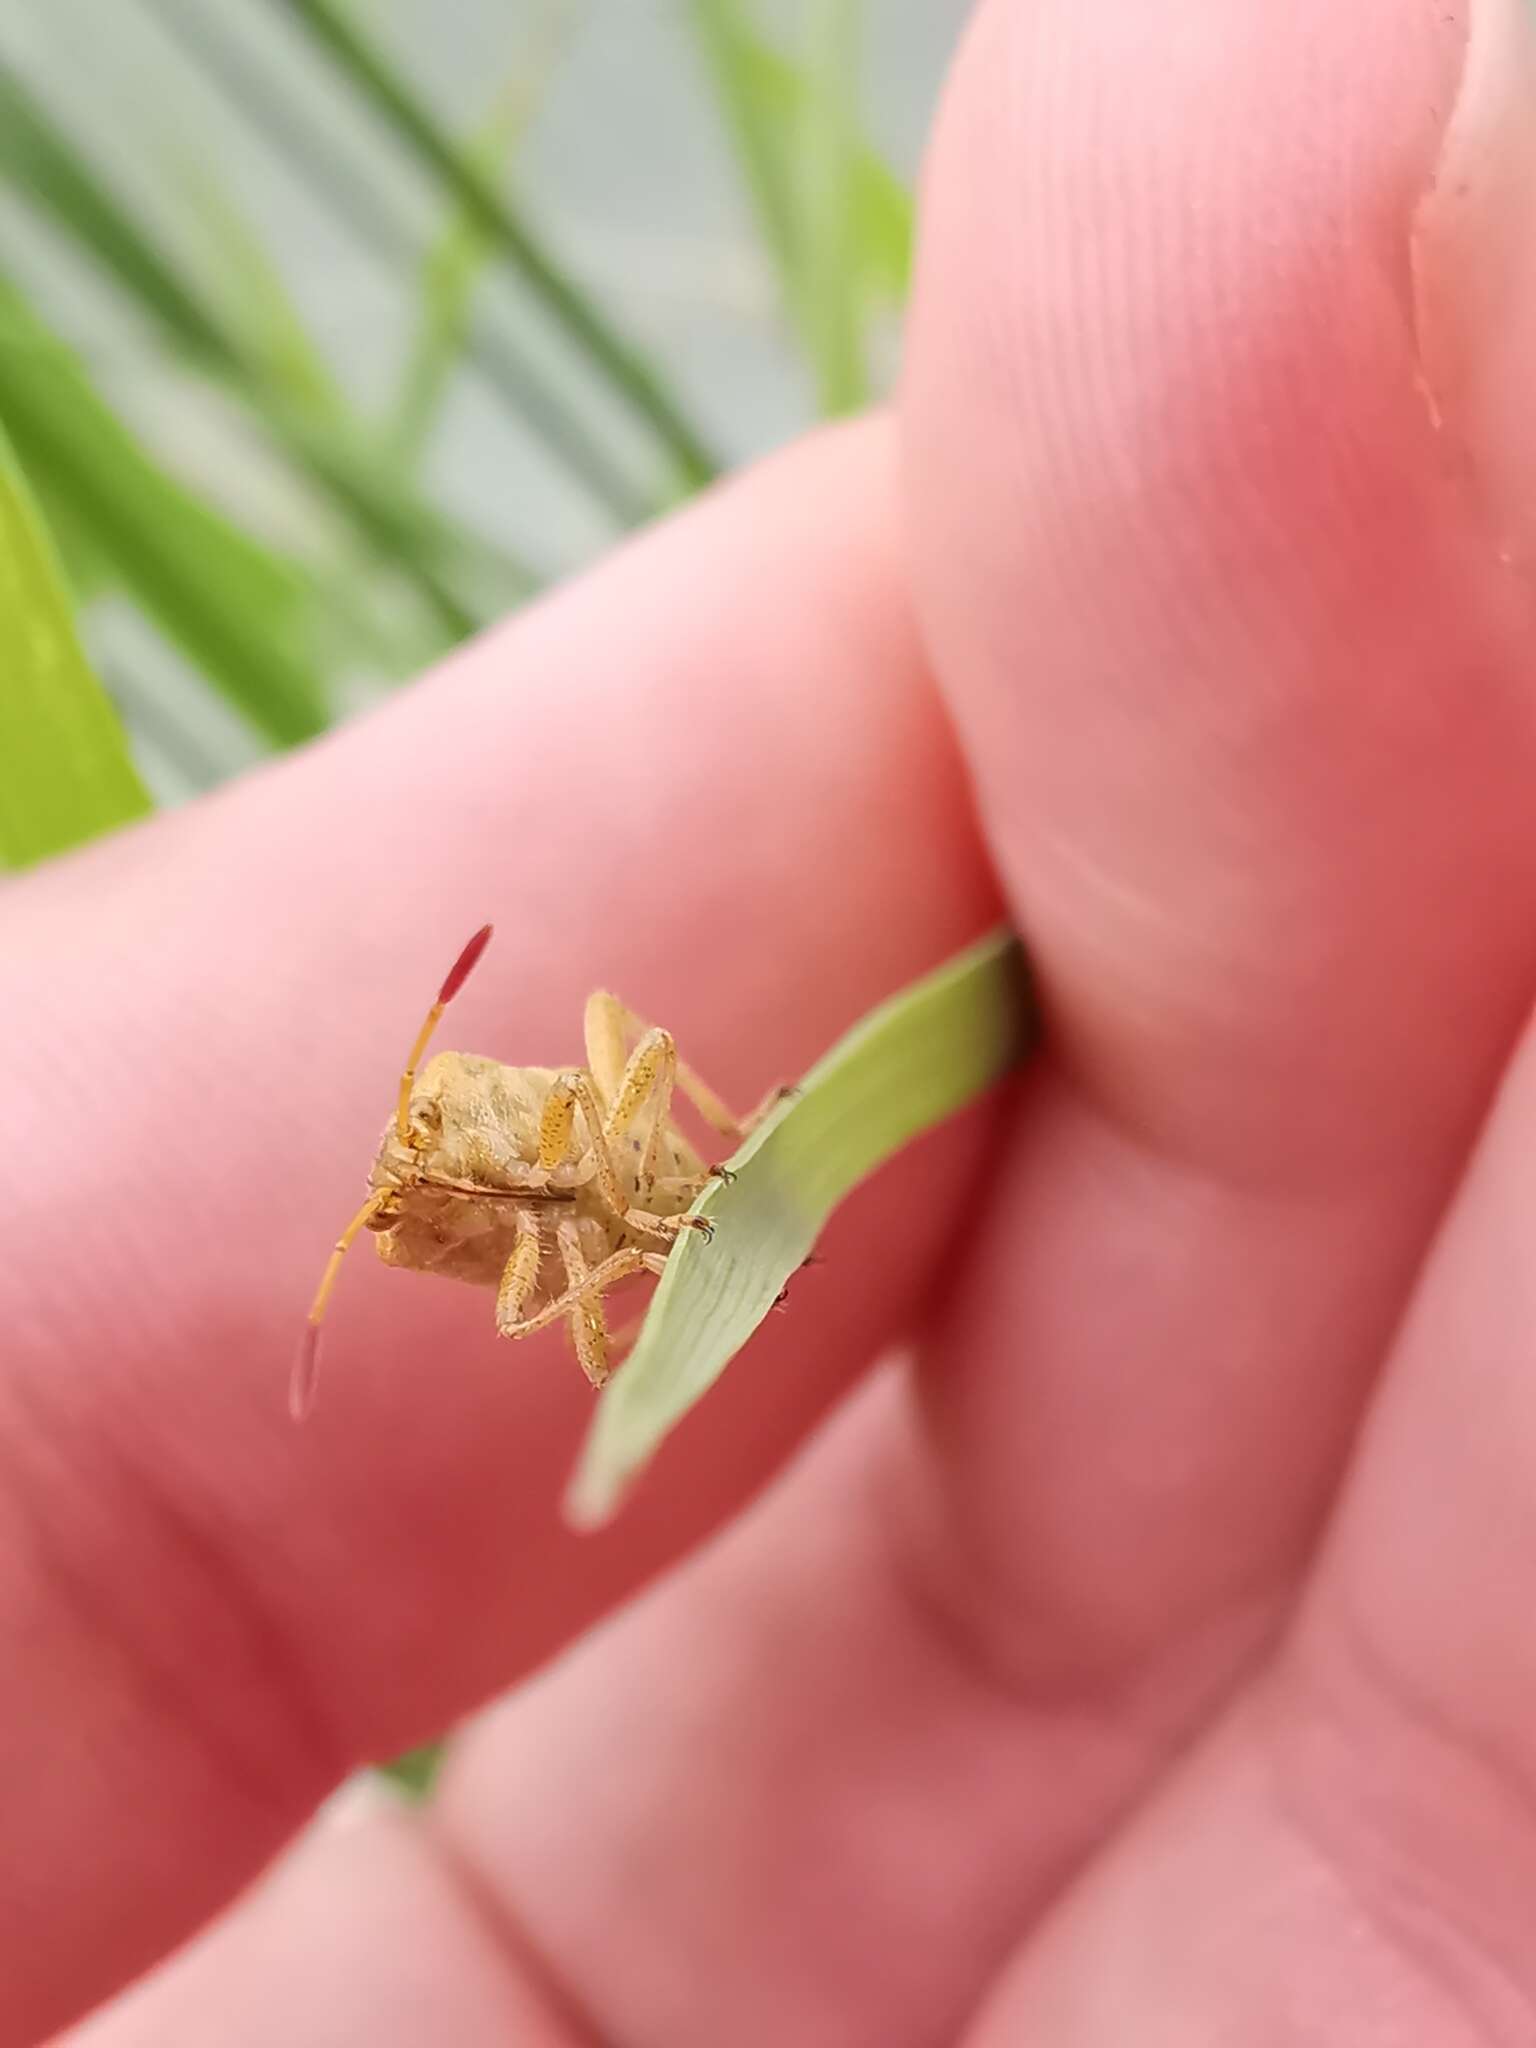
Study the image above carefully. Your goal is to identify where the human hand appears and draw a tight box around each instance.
[12,0,1536,2040]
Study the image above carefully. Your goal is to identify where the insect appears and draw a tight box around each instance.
[292,925,779,1420]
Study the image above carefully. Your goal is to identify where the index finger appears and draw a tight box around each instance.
[0,418,997,2044]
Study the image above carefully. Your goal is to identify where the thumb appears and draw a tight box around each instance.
[1414,0,1536,570]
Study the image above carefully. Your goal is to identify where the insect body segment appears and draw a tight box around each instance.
[293,930,767,1420]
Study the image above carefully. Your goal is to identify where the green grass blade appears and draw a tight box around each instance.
[687,3,907,413]
[388,100,521,473]
[0,275,330,746]
[567,930,1035,1527]
[270,0,720,488]
[0,65,490,640]
[28,464,112,603]
[0,419,152,868]
[375,1742,446,1799]
[851,140,913,305]
[796,0,865,413]
[178,166,349,424]
[388,6,576,473]
[144,0,650,525]
[687,0,801,295]
[0,66,230,364]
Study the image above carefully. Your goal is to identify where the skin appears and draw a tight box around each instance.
[9,0,1536,2038]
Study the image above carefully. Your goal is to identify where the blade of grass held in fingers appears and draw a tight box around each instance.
[567,929,1035,1528]
[376,1742,446,1800]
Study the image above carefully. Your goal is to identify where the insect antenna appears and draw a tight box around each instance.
[291,923,494,1422]
[396,922,494,1142]
[291,1188,395,1420]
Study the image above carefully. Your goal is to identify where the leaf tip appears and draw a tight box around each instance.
[561,1443,628,1532]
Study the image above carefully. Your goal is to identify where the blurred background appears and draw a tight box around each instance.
[0,1,963,857]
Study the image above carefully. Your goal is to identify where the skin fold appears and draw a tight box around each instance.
[10,0,1536,2041]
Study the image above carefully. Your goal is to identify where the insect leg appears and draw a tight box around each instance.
[499,1244,658,1339]
[540,1070,625,1203]
[494,1207,545,1339]
[598,1251,674,1368]
[539,1066,708,1244]
[604,1307,644,1365]
[582,990,629,1111]
[554,1214,611,1388]
[602,1026,679,1193]
[735,1081,801,1136]
[587,991,750,1139]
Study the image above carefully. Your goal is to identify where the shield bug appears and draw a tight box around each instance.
[292,926,777,1419]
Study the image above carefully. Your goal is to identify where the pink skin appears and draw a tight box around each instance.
[15,0,1536,2040]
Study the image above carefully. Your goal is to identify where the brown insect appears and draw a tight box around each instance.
[292,925,778,1419]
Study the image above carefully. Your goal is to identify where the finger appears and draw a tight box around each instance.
[907,0,1530,1161]
[940,4,1536,2031]
[953,1704,1509,2044]
[0,419,997,2042]
[61,1799,586,2048]
[897,0,1536,1783]
[965,797,1536,2024]
[433,1,1536,2043]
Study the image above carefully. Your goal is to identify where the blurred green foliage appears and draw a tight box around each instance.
[0,0,914,868]
[0,412,151,865]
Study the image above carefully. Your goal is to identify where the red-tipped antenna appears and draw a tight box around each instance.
[292,925,494,1424]
[396,924,494,1143]
[290,1324,322,1424]
[291,1187,394,1422]
[439,921,493,1004]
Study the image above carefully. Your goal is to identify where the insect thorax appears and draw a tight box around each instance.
[363,1048,704,1293]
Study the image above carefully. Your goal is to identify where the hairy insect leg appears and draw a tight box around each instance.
[586,991,752,1139]
[499,1245,669,1342]
[539,1065,708,1244]
[555,1214,612,1387]
[602,1026,681,1193]
[600,1264,675,1370]
[494,1207,545,1339]
[582,989,630,1109]
[735,1081,801,1136]
[603,1305,645,1367]
[539,1068,627,1208]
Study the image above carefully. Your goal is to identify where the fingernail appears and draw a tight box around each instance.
[1413,0,1536,566]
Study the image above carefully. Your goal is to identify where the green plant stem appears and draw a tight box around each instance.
[0,65,483,640]
[687,0,885,415]
[687,0,801,291]
[145,0,652,525]
[798,0,866,413]
[269,0,720,489]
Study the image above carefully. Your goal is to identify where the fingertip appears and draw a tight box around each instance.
[1413,0,1536,569]
[898,0,1536,1173]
